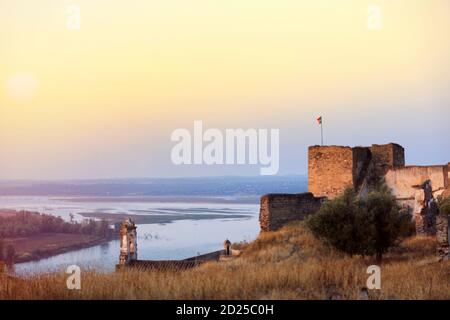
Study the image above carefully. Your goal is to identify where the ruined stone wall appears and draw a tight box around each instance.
[413,180,438,236]
[436,215,449,261]
[370,143,405,178]
[304,142,449,239]
[308,146,355,199]
[308,144,402,199]
[442,187,450,199]
[259,193,323,232]
[352,147,372,190]
[385,165,448,203]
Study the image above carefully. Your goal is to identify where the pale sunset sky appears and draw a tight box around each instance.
[0,0,449,179]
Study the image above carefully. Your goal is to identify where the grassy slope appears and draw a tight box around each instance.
[1,222,449,300]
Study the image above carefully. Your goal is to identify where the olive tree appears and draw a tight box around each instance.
[307,185,411,262]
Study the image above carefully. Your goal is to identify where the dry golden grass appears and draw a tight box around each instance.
[1,222,448,300]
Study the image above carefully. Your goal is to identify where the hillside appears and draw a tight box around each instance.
[1,222,449,300]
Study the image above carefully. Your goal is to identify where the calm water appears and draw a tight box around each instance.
[0,196,259,275]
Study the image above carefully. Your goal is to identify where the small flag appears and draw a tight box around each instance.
[317,116,322,125]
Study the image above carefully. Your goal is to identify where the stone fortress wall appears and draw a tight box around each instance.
[370,144,406,178]
[259,193,323,232]
[308,143,405,199]
[260,142,449,235]
[385,165,448,208]
[307,146,357,199]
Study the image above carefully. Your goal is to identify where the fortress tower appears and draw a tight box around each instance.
[370,143,406,177]
[308,143,405,199]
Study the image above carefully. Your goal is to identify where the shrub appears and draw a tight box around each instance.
[307,186,411,262]
[306,188,373,257]
[364,185,412,261]
[437,196,450,216]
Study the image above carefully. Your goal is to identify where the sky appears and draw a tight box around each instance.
[0,0,449,179]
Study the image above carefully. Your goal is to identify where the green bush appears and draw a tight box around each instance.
[307,185,411,262]
[437,196,450,216]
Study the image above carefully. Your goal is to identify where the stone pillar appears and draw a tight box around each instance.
[436,215,449,261]
[128,227,137,261]
[118,219,137,265]
[119,223,128,265]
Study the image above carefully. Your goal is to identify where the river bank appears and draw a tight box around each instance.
[0,209,114,264]
[3,233,114,264]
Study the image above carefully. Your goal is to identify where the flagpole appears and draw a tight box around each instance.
[321,120,323,146]
[317,116,324,145]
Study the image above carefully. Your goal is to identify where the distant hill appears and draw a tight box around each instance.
[0,175,307,197]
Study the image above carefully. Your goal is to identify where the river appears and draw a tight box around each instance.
[0,196,259,275]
